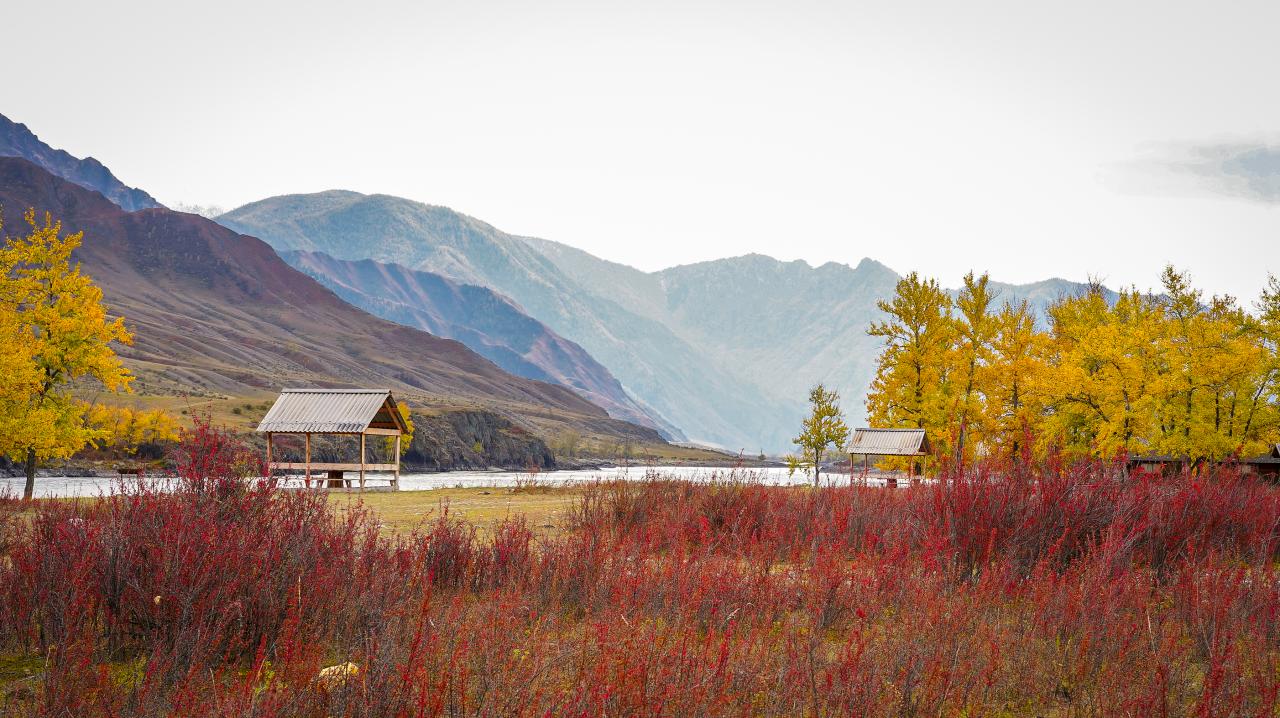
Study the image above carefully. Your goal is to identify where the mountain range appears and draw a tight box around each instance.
[0,157,664,466]
[1,110,1103,455]
[218,191,793,450]
[220,192,1099,452]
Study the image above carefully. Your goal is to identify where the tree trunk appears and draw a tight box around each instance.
[813,449,820,488]
[23,448,36,501]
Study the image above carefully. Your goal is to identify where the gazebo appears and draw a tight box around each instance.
[257,388,410,490]
[847,428,929,485]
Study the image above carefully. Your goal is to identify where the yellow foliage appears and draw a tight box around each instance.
[84,404,182,454]
[790,384,850,485]
[866,267,1280,464]
[0,209,133,496]
[866,272,955,467]
[384,400,414,456]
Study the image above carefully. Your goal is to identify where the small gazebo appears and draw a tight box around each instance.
[257,388,410,490]
[847,428,930,484]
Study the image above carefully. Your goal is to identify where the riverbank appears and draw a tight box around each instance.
[0,453,786,481]
[0,465,891,499]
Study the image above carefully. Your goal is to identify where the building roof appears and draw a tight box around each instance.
[847,428,928,456]
[256,388,408,434]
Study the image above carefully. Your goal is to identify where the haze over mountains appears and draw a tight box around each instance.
[1,110,1105,454]
[219,192,1101,452]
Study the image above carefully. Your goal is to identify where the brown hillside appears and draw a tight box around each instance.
[0,157,662,444]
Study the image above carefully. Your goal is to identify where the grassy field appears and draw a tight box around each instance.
[330,486,585,536]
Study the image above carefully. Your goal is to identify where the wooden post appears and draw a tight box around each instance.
[304,432,312,488]
[359,433,366,490]
[393,433,401,490]
[266,432,273,477]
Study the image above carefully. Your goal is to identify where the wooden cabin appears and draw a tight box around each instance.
[847,428,929,485]
[1242,444,1280,479]
[1127,445,1280,480]
[257,388,409,490]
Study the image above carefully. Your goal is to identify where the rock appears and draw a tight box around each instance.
[316,662,359,690]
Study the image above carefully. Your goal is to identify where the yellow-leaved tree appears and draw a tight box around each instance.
[84,404,182,455]
[978,299,1047,463]
[950,271,997,463]
[1248,276,1280,448]
[788,384,849,487]
[1042,285,1164,458]
[866,272,954,467]
[390,401,415,456]
[864,266,1280,466]
[0,210,133,499]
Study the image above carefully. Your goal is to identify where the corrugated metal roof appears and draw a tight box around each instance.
[256,389,400,433]
[847,428,928,456]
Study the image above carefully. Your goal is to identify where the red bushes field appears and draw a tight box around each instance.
[2,427,1279,716]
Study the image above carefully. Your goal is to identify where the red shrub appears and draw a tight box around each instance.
[2,443,1279,716]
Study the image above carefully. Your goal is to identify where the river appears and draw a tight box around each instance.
[1,465,905,499]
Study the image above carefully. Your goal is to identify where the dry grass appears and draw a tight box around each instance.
[331,486,585,536]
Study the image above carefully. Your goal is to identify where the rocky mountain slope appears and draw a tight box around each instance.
[0,113,161,212]
[0,159,663,459]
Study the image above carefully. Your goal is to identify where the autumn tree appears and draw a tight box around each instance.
[790,384,849,486]
[84,404,181,456]
[0,210,133,499]
[1154,267,1208,456]
[0,286,41,457]
[979,299,1046,462]
[1199,296,1274,457]
[1247,275,1280,447]
[866,272,954,463]
[950,271,998,463]
[865,267,1280,464]
[1043,285,1165,458]
[389,401,415,456]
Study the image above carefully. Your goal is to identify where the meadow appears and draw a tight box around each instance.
[2,423,1278,716]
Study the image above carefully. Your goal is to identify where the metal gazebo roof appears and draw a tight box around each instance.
[847,428,929,456]
[256,388,408,434]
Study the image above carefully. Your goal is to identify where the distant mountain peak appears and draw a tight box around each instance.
[0,113,162,213]
[853,256,895,273]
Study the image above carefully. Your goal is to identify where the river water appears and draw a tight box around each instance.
[2,465,905,499]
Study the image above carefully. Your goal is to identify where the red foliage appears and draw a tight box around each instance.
[2,438,1278,716]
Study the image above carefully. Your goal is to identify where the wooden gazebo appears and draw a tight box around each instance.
[257,388,410,490]
[847,428,930,485]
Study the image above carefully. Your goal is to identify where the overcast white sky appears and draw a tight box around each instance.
[7,0,1278,299]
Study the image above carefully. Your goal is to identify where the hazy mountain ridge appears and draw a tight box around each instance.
[220,193,794,450]
[282,249,682,438]
[221,193,1110,452]
[0,113,161,212]
[501,242,1107,446]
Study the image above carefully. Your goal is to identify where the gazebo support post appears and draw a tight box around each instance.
[304,432,312,488]
[265,432,273,478]
[393,434,401,490]
[359,433,366,490]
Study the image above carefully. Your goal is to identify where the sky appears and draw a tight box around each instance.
[7,0,1278,299]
